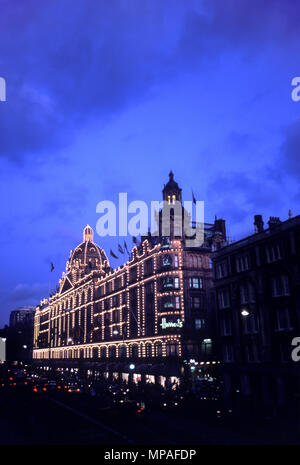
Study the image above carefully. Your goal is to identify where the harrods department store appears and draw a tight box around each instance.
[33,173,226,379]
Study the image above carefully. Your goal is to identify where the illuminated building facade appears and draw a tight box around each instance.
[33,173,226,379]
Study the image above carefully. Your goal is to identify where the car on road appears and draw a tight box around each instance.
[45,380,57,391]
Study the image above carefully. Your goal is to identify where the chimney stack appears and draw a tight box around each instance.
[267,216,281,230]
[254,215,264,233]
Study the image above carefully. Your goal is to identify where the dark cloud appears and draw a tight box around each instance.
[178,0,300,58]
[1,0,299,162]
[206,170,284,224]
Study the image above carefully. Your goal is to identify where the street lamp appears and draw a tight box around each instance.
[129,363,135,370]
[241,309,250,317]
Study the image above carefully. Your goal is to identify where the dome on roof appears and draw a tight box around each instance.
[66,225,109,274]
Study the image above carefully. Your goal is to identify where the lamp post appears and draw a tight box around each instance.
[241,309,250,317]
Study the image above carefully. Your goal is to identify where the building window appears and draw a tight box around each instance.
[195,318,205,330]
[189,277,203,289]
[161,237,170,249]
[240,281,256,304]
[246,342,260,362]
[112,310,119,323]
[272,275,290,297]
[266,244,282,263]
[163,298,174,309]
[191,296,201,309]
[276,308,293,331]
[154,342,162,357]
[130,267,137,282]
[216,261,228,278]
[220,315,232,336]
[218,288,230,309]
[280,342,290,362]
[223,343,234,362]
[145,282,154,294]
[236,254,250,272]
[119,345,127,357]
[174,255,179,267]
[99,286,105,297]
[144,258,153,275]
[175,296,180,309]
[201,340,212,357]
[162,277,173,288]
[244,313,259,334]
[166,342,179,356]
[162,255,172,267]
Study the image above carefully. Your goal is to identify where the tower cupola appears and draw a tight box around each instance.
[162,171,182,204]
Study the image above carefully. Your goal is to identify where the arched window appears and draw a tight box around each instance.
[145,343,152,358]
[154,342,162,357]
[119,345,127,358]
[108,346,116,358]
[130,344,139,358]
[100,347,107,358]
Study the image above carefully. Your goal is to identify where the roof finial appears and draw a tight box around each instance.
[169,170,174,181]
[288,209,292,219]
[83,224,93,242]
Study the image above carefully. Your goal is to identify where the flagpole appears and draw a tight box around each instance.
[49,262,54,297]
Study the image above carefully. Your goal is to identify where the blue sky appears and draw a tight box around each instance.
[0,0,300,325]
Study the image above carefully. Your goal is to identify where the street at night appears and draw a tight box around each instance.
[0,364,298,446]
[1,0,300,457]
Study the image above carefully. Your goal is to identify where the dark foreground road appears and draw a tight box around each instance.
[0,390,299,445]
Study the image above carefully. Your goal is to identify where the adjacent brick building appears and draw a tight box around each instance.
[212,214,300,417]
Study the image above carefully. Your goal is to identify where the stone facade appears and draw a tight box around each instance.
[212,214,300,417]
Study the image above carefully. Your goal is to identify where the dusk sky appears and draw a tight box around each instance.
[0,0,300,326]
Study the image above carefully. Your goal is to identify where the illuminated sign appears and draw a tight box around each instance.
[160,317,183,329]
